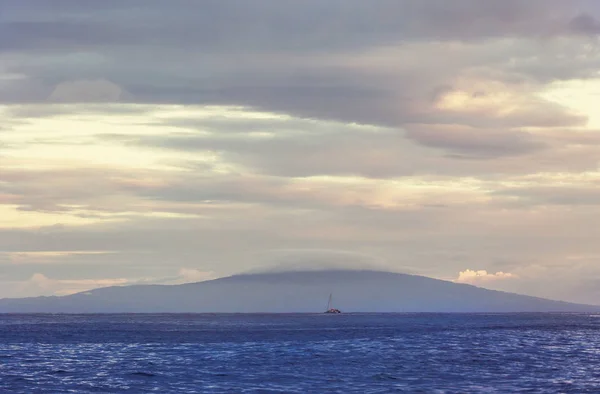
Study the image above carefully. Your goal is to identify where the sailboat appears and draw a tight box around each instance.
[324,293,341,314]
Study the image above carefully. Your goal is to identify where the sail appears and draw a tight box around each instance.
[324,293,341,313]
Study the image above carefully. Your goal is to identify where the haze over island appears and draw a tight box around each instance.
[2,270,598,313]
[2,1,600,305]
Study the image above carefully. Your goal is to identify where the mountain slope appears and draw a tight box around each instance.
[0,270,597,313]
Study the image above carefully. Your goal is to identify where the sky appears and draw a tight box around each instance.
[2,1,600,303]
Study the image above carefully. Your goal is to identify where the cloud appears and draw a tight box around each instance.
[455,269,517,284]
[119,106,598,178]
[48,79,130,102]
[2,1,598,131]
[20,273,130,297]
[3,104,600,226]
[166,268,216,285]
[568,13,600,36]
[3,268,216,298]
[3,2,600,304]
[247,249,393,274]
[405,125,548,159]
[2,1,595,52]
[498,187,600,207]
[5,251,115,265]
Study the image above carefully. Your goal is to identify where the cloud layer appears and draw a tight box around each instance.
[2,1,600,302]
[456,269,517,284]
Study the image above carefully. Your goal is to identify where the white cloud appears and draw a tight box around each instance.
[22,273,130,296]
[170,268,216,284]
[3,1,600,304]
[455,269,517,284]
[2,268,217,298]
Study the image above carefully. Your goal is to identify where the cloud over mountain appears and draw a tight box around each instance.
[2,1,600,303]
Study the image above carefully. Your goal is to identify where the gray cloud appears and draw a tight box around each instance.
[4,1,600,303]
[0,167,143,212]
[4,103,152,119]
[405,125,548,158]
[568,13,600,36]
[2,1,595,52]
[2,200,600,301]
[2,0,599,130]
[120,119,600,178]
[494,184,600,206]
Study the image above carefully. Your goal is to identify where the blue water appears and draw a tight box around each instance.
[1,314,600,393]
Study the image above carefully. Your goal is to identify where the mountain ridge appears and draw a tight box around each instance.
[0,270,597,313]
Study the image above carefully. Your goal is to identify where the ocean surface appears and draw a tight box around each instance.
[1,314,600,393]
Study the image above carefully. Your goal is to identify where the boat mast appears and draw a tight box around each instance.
[327,293,332,310]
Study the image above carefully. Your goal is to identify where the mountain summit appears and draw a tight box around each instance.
[0,270,597,313]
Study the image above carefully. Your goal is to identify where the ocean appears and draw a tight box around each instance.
[1,313,599,393]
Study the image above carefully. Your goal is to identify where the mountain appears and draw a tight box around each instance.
[0,270,597,313]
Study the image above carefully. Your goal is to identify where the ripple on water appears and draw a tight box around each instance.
[1,314,600,392]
